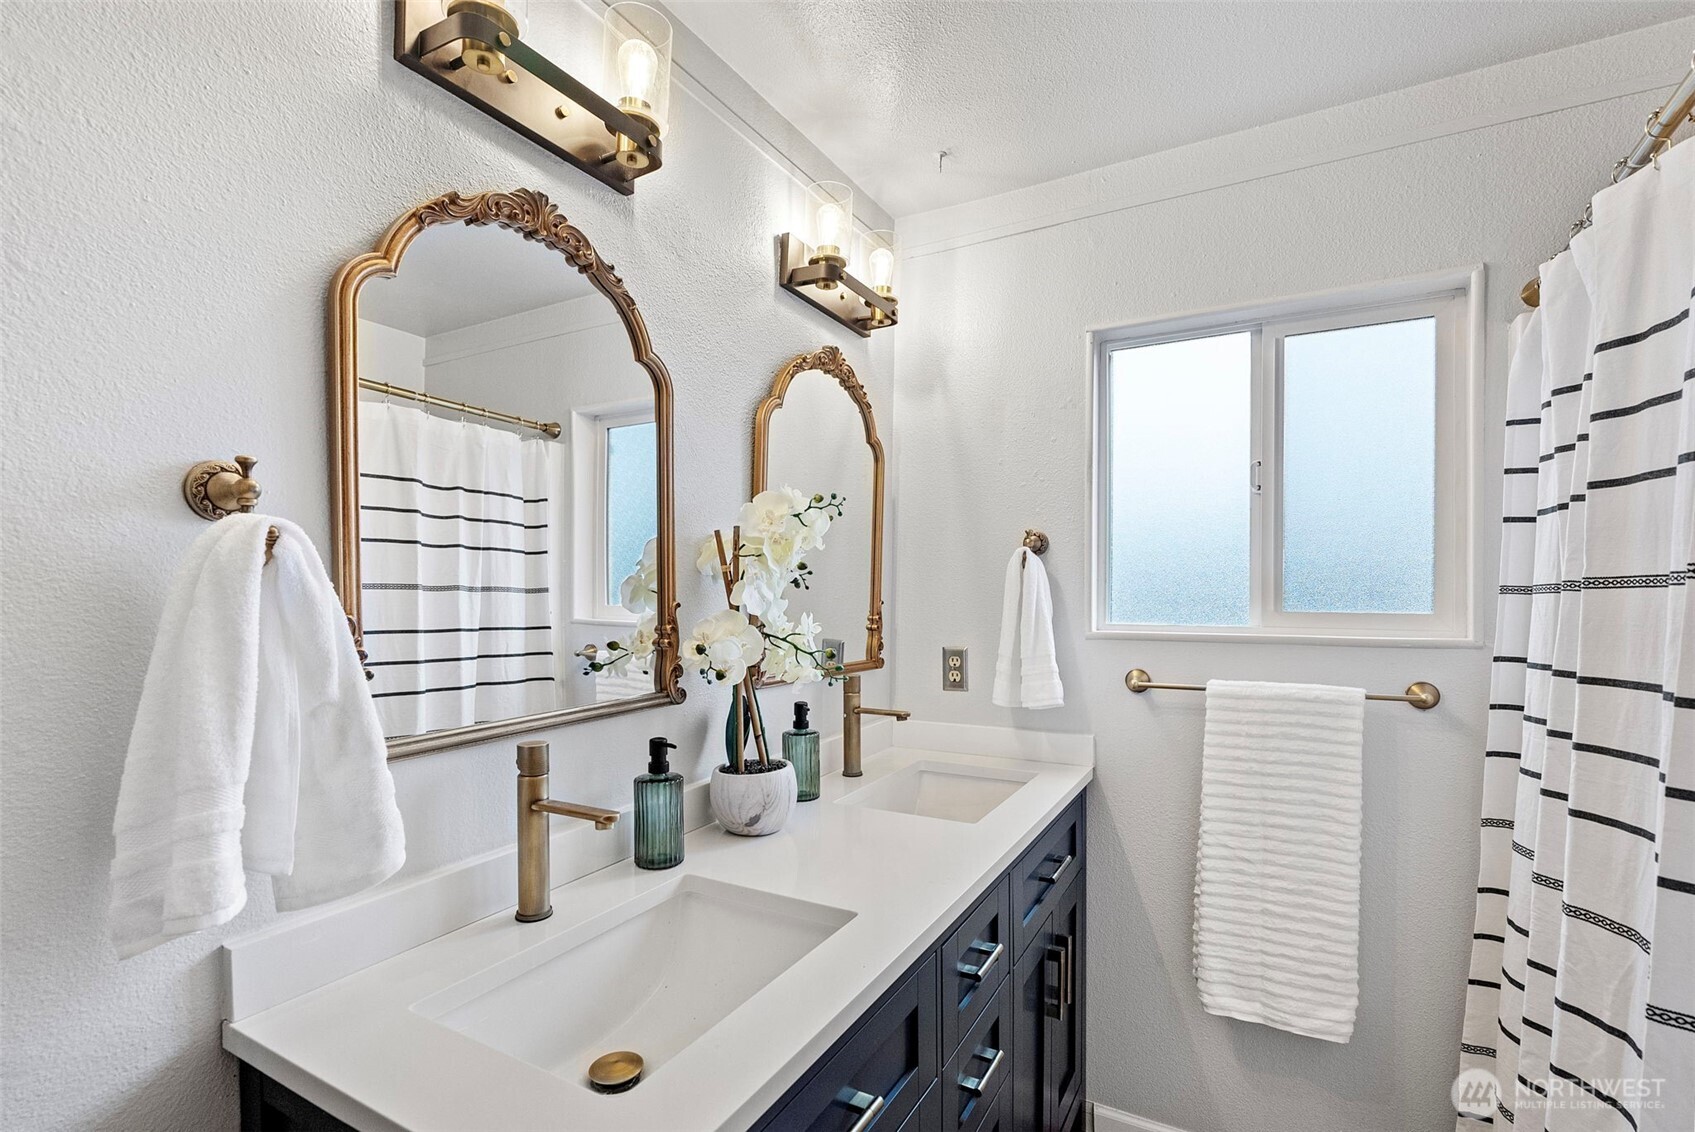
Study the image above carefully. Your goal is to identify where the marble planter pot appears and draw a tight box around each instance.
[710,762,797,837]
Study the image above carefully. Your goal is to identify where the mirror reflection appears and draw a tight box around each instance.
[354,221,660,740]
[757,349,884,672]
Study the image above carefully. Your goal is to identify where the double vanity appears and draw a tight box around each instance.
[225,727,1092,1131]
[218,185,1093,1131]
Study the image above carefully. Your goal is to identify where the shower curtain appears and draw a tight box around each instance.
[1456,142,1693,1130]
[357,402,560,738]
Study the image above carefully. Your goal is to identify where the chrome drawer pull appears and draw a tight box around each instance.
[958,1045,1005,1097]
[957,940,1004,983]
[1036,852,1074,886]
[839,1087,886,1132]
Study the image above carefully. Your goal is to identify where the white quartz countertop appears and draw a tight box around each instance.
[223,740,1093,1132]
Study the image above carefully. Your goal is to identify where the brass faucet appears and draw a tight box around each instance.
[842,674,911,777]
[515,741,618,922]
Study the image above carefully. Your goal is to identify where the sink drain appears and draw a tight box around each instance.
[587,1050,644,1094]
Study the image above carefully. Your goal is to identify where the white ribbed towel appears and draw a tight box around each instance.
[1192,679,1365,1043]
[109,514,405,958]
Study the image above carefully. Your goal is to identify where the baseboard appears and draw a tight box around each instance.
[1090,1102,1195,1132]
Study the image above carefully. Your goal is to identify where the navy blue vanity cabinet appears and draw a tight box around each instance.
[761,792,1086,1132]
[1008,801,1086,1132]
[756,955,940,1131]
[240,1063,357,1132]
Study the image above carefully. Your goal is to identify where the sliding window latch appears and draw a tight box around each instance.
[1250,459,1264,495]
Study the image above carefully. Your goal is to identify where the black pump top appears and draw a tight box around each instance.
[647,736,677,775]
[793,701,811,731]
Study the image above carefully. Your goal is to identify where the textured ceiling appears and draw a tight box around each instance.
[667,0,1691,217]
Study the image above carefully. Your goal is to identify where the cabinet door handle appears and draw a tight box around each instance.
[957,940,1004,983]
[1036,853,1074,886]
[958,1045,1005,1097]
[838,1088,886,1132]
[1055,932,1074,1009]
[1044,943,1066,1020]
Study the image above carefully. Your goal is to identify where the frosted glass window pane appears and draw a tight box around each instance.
[1282,318,1435,614]
[606,420,657,606]
[1107,332,1251,625]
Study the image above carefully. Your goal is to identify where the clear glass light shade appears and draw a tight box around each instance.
[601,2,673,135]
[803,182,853,261]
[864,229,897,293]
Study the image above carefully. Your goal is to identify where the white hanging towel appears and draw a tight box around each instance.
[109,514,405,958]
[991,548,1063,709]
[1193,680,1365,1042]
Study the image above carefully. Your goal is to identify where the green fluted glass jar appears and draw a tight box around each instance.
[634,737,683,870]
[785,700,821,802]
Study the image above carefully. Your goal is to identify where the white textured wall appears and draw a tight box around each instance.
[0,2,890,1128]
[888,23,1695,1132]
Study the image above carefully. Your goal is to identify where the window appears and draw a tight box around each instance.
[1090,271,1478,643]
[572,403,656,624]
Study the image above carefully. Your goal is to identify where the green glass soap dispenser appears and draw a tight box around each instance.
[633,737,682,870]
[786,701,821,802]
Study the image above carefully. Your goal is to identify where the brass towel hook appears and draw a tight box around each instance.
[1020,529,1049,571]
[182,455,278,563]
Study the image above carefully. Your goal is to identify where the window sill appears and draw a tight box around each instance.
[1088,627,1480,648]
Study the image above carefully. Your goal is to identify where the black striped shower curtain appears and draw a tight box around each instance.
[357,402,559,738]
[1456,142,1692,1130]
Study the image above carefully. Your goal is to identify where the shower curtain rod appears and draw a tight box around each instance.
[1522,50,1695,308]
[359,378,563,439]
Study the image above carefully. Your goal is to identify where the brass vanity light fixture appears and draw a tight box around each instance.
[778,184,899,337]
[393,0,671,195]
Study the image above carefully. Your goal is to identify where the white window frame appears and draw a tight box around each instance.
[571,401,655,626]
[1088,266,1483,646]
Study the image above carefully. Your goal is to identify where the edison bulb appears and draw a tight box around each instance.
[617,37,660,107]
[868,246,895,290]
[815,202,845,255]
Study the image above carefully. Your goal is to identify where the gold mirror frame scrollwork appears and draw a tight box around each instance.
[752,346,886,675]
[330,188,684,760]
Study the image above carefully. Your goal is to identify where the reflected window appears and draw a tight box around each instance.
[605,419,657,607]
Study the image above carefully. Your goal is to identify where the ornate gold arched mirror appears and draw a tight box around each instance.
[752,346,885,674]
[331,189,682,759]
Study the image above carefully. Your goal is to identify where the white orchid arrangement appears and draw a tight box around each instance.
[691,487,846,688]
[693,487,847,772]
[583,489,846,695]
[580,537,659,679]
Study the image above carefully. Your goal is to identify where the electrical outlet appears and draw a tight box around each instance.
[822,638,845,671]
[942,647,968,691]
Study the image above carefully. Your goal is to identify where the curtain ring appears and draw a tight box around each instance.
[1652,134,1671,171]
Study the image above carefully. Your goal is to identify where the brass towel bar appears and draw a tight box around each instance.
[1125,668,1440,710]
[359,378,562,439]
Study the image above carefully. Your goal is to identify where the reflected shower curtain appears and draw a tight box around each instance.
[1457,142,1693,1130]
[358,402,559,737]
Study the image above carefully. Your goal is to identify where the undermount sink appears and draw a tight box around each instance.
[413,876,854,1090]
[837,761,1035,824]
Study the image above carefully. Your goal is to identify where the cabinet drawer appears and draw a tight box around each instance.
[940,877,1011,1058]
[970,1085,1006,1132]
[896,1079,941,1132]
[763,956,939,1131]
[1010,797,1084,958]
[942,977,1010,1132]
